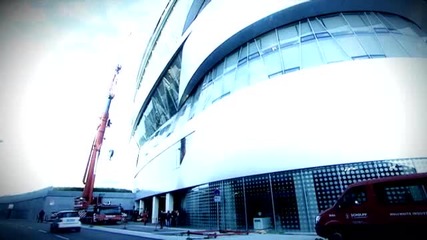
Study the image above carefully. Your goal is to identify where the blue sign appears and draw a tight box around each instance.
[213,188,220,196]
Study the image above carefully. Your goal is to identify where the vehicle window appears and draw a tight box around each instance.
[99,208,121,215]
[60,212,79,218]
[341,186,367,207]
[376,182,427,205]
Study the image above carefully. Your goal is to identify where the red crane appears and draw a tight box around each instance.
[74,65,125,224]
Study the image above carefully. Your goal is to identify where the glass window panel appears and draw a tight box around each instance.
[301,41,323,68]
[395,35,427,57]
[225,51,238,72]
[366,12,383,29]
[249,40,259,55]
[377,35,408,57]
[200,83,214,110]
[258,30,278,51]
[300,20,312,36]
[202,73,212,88]
[175,101,191,129]
[278,24,299,45]
[189,87,202,119]
[248,56,266,85]
[210,77,224,103]
[321,14,352,35]
[381,14,408,33]
[195,89,207,116]
[144,102,157,137]
[235,61,249,90]
[318,38,350,63]
[308,18,325,33]
[344,14,371,33]
[376,13,397,31]
[134,117,147,146]
[335,34,365,58]
[212,60,224,79]
[263,50,282,78]
[238,44,248,61]
[356,34,384,57]
[222,69,236,93]
[281,44,300,70]
[383,13,424,36]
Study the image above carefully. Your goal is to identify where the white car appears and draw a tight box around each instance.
[50,210,81,233]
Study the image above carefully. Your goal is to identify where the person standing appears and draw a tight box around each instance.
[166,211,171,227]
[158,211,165,229]
[171,210,176,227]
[141,210,149,225]
[174,210,180,226]
[38,209,45,223]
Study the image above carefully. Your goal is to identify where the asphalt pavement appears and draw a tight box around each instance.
[83,221,322,240]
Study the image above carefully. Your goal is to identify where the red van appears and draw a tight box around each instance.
[315,172,427,240]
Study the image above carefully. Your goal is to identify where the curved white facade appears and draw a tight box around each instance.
[131,0,427,232]
[134,58,427,190]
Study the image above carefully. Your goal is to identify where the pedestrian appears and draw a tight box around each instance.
[158,211,165,229]
[174,210,180,226]
[132,209,139,222]
[171,210,176,227]
[142,210,149,225]
[38,209,45,223]
[166,210,171,227]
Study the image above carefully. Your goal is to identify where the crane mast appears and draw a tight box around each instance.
[75,65,121,210]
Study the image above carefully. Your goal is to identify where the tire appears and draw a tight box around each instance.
[329,232,343,240]
[76,227,81,232]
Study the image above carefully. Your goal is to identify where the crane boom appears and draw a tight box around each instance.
[74,65,123,220]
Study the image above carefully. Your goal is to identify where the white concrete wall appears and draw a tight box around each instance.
[134,58,427,193]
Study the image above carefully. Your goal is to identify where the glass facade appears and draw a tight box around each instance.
[134,52,182,145]
[188,12,427,119]
[177,158,426,232]
[133,12,427,146]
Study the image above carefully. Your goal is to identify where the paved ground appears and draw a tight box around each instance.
[83,222,322,240]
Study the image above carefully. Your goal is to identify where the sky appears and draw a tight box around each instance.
[0,0,168,196]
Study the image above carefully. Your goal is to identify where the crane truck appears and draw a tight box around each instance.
[74,65,126,224]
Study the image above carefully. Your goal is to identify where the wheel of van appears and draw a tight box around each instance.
[329,232,343,240]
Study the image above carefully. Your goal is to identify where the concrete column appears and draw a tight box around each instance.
[166,193,174,212]
[152,196,159,224]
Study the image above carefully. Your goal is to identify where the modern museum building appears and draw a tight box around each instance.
[130,0,427,233]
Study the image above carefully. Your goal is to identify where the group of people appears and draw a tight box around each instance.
[137,209,181,228]
[158,210,179,229]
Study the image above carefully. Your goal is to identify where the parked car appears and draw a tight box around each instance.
[315,172,427,240]
[50,210,81,233]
